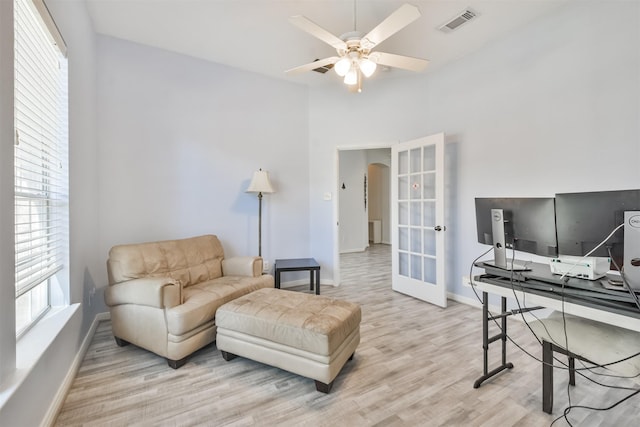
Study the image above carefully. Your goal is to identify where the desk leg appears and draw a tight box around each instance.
[482,291,489,376]
[473,293,514,388]
[500,296,509,368]
[316,269,320,295]
[542,340,553,414]
[275,270,281,289]
[310,270,314,291]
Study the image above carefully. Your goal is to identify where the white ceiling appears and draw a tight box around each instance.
[85,0,569,86]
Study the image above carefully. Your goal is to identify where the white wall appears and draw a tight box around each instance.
[310,1,640,293]
[366,148,391,244]
[95,36,310,306]
[338,150,368,252]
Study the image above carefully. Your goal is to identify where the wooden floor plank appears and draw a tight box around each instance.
[55,244,639,426]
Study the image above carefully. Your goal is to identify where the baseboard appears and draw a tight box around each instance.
[339,247,367,254]
[448,291,483,308]
[42,311,110,427]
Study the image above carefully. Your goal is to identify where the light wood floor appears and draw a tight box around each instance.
[55,244,639,426]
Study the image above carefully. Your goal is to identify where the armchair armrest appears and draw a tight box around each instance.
[104,277,181,309]
[222,256,262,277]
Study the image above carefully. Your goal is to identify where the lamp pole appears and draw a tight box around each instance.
[257,191,263,257]
[246,168,274,258]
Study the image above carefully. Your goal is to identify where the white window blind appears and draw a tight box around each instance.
[14,0,68,332]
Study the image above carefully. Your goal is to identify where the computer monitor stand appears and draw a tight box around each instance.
[624,211,640,290]
[484,209,531,271]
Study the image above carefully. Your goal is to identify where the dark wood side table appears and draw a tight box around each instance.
[274,258,321,295]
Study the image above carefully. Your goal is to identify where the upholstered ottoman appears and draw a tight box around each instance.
[216,288,361,392]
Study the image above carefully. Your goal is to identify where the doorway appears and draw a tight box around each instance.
[336,146,391,286]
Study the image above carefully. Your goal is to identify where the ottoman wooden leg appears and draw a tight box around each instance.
[315,380,334,393]
[221,351,237,361]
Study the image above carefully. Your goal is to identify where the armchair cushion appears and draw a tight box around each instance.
[107,235,224,287]
[167,274,274,336]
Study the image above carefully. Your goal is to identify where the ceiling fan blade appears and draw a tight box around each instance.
[361,4,421,49]
[369,51,429,72]
[289,16,347,51]
[285,56,339,75]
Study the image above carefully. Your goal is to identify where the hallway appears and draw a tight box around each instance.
[340,243,391,287]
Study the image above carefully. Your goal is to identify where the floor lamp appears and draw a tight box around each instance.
[246,169,274,257]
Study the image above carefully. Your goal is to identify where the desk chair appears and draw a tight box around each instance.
[530,311,640,414]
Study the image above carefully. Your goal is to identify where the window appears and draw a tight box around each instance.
[14,0,68,337]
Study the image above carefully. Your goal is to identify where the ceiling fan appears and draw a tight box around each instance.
[286,3,429,92]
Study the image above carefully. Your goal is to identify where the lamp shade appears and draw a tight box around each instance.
[246,169,274,194]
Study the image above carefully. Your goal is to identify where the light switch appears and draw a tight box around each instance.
[323,192,332,201]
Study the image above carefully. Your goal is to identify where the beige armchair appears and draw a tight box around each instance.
[105,234,274,368]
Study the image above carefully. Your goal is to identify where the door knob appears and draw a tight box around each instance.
[434,225,445,231]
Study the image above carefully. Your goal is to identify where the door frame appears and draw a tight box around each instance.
[334,141,395,286]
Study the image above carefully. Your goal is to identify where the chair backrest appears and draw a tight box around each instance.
[107,235,225,287]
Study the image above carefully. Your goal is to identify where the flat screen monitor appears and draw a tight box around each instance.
[555,189,640,261]
[475,198,558,270]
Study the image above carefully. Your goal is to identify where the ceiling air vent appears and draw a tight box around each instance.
[311,59,334,74]
[438,8,477,32]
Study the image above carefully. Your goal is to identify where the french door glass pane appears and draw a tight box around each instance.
[423,201,435,227]
[410,227,422,253]
[423,145,436,171]
[399,150,409,175]
[410,176,421,199]
[411,254,422,280]
[399,227,408,251]
[399,252,409,277]
[424,257,437,284]
[410,201,421,226]
[423,229,436,256]
[423,172,435,199]
[399,176,409,200]
[410,148,421,173]
[399,202,408,225]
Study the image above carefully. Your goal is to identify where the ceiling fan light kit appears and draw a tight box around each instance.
[334,57,351,76]
[359,58,376,77]
[344,67,358,85]
[286,3,429,93]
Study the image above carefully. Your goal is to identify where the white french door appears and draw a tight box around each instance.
[391,133,447,307]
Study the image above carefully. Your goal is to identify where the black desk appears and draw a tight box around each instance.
[471,263,640,412]
[274,258,321,295]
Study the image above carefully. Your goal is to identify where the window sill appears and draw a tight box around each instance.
[0,303,80,411]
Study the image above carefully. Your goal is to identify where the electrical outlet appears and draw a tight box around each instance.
[263,260,270,272]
